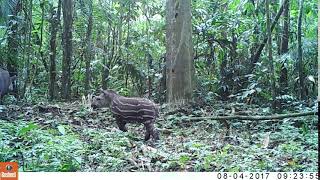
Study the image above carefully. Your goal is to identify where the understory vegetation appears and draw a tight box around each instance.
[0,0,318,172]
[0,100,318,171]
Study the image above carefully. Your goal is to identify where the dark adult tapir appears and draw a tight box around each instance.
[0,68,17,101]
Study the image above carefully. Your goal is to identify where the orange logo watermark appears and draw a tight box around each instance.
[0,162,18,180]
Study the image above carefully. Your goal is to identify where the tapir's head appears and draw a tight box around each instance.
[91,89,118,109]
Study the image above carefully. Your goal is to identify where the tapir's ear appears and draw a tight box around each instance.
[100,88,108,96]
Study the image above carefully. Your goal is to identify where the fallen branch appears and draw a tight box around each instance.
[184,111,318,121]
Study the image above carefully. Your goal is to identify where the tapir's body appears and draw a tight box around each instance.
[0,68,16,101]
[91,89,160,141]
[111,96,159,123]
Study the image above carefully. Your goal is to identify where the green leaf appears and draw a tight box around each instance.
[229,0,240,10]
[179,154,190,166]
[18,123,38,136]
[57,125,66,135]
[307,75,315,83]
[74,156,82,164]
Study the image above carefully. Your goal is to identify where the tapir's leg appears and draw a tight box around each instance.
[144,121,159,141]
[116,118,127,132]
[144,124,151,141]
[153,128,160,141]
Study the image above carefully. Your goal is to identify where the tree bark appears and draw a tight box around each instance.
[266,0,277,109]
[145,5,152,98]
[250,0,288,72]
[61,0,73,100]
[102,29,110,90]
[49,0,61,100]
[124,2,131,90]
[219,4,231,100]
[297,0,305,100]
[166,0,194,104]
[21,0,32,99]
[279,0,290,94]
[39,0,48,72]
[84,1,93,95]
[318,0,320,102]
[7,0,21,96]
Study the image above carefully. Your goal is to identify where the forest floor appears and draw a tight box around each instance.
[0,100,318,172]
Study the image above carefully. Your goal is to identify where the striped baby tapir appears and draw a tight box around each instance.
[91,89,160,141]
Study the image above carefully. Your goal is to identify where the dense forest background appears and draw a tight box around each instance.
[0,0,318,172]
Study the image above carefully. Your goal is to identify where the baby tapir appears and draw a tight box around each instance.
[0,68,16,101]
[91,89,160,141]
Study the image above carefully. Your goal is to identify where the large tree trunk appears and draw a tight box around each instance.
[21,0,32,99]
[61,0,73,100]
[219,4,230,100]
[144,5,152,98]
[49,0,61,100]
[166,0,194,104]
[159,55,166,104]
[297,0,305,100]
[7,0,21,96]
[39,0,48,72]
[266,0,277,109]
[84,1,93,95]
[279,0,290,94]
[124,3,131,91]
[101,29,110,90]
[318,0,320,102]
